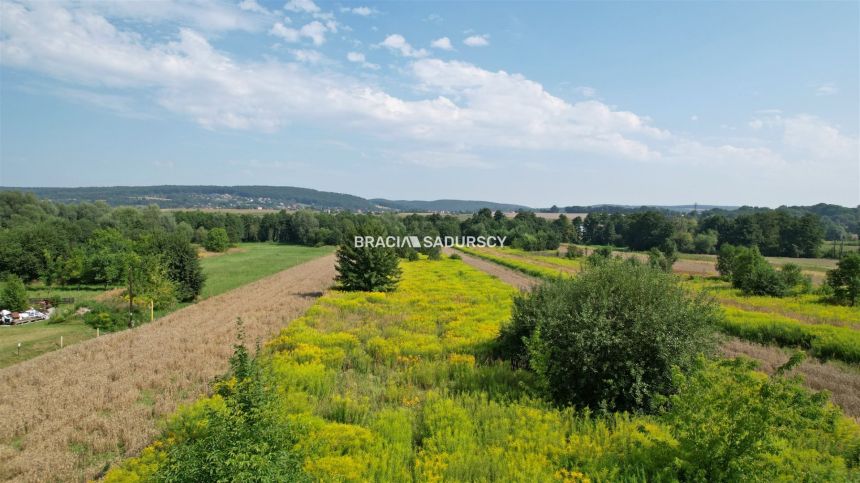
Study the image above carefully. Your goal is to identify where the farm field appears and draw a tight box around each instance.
[454,246,860,407]
[0,244,332,368]
[0,253,336,482]
[107,257,860,481]
[196,243,334,299]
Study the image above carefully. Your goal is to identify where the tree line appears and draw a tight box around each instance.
[0,192,203,321]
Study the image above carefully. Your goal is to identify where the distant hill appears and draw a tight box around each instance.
[0,186,530,213]
[371,199,530,213]
[0,185,376,211]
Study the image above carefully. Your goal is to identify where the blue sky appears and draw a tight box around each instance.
[0,0,857,207]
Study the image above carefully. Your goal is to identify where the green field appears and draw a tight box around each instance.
[197,243,333,299]
[0,244,333,368]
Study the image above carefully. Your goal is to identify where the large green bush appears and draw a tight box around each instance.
[0,274,28,311]
[826,252,860,306]
[204,227,231,253]
[498,260,720,412]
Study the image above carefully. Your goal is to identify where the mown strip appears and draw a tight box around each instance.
[455,246,569,279]
[720,306,860,364]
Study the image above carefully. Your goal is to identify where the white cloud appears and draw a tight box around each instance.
[284,0,319,14]
[340,6,375,16]
[292,49,323,63]
[380,34,428,58]
[463,34,489,47]
[270,20,328,45]
[690,115,698,121]
[4,0,854,181]
[346,51,379,69]
[815,83,838,96]
[270,21,300,41]
[299,20,327,45]
[238,0,269,15]
[430,37,453,51]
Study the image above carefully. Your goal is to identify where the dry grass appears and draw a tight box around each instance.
[722,338,860,419]
[0,254,336,482]
[196,246,246,258]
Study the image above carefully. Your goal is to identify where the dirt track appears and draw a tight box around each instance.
[445,248,539,290]
[0,254,336,482]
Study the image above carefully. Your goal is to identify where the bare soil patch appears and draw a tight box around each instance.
[0,254,336,482]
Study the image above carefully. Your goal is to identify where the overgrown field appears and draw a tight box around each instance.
[459,247,860,363]
[107,259,860,481]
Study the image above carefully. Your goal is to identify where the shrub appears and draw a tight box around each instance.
[731,246,787,297]
[0,274,28,311]
[155,334,308,481]
[663,358,856,482]
[82,301,140,332]
[647,241,677,273]
[826,252,860,306]
[715,243,737,279]
[406,250,420,261]
[499,260,720,412]
[204,227,230,253]
[779,263,811,294]
[448,253,462,260]
[335,224,401,292]
[565,245,584,259]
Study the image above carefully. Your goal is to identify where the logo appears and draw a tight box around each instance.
[354,235,506,248]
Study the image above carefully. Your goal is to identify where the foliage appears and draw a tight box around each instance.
[662,357,858,482]
[81,301,141,332]
[500,260,720,412]
[144,232,205,302]
[826,253,860,306]
[335,223,401,292]
[647,240,678,273]
[107,258,860,481]
[1,274,29,311]
[204,227,231,253]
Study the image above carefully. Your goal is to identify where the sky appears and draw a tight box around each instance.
[0,0,858,207]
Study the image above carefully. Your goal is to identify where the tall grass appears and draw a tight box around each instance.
[720,306,860,364]
[108,259,860,481]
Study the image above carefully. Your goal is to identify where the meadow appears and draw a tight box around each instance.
[106,258,860,481]
[453,247,860,371]
[0,244,334,368]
